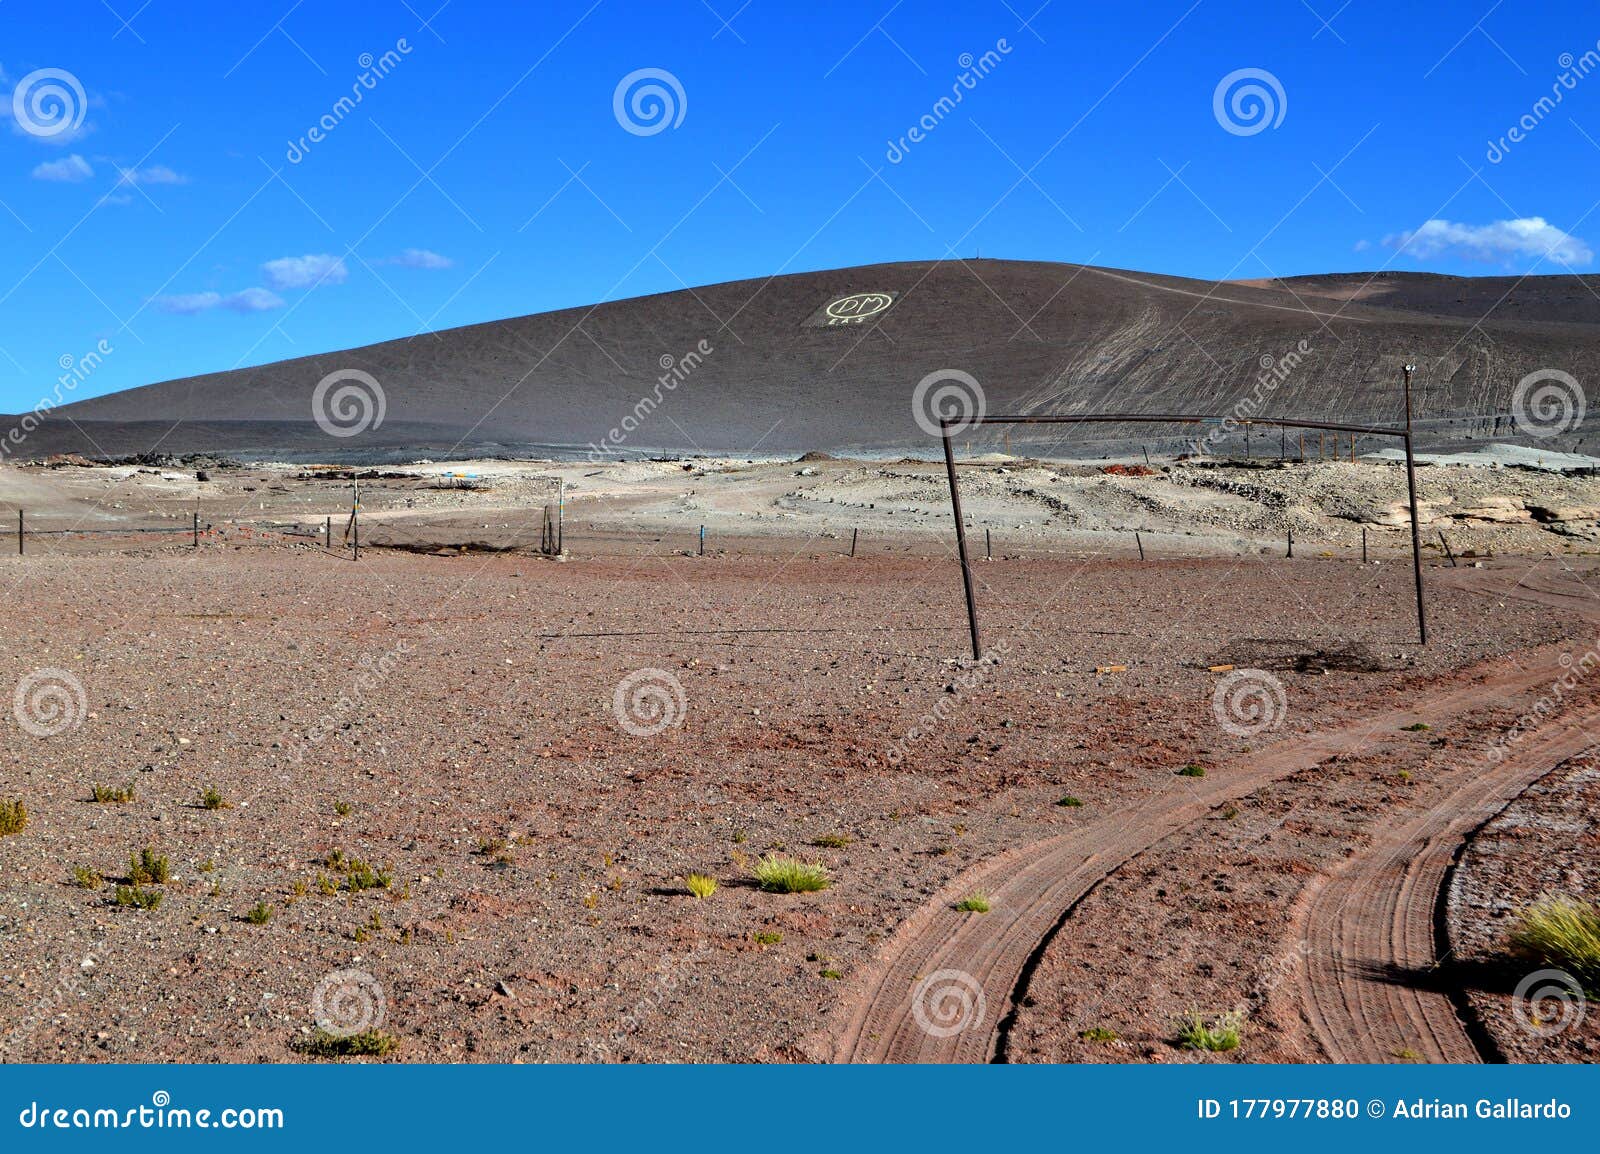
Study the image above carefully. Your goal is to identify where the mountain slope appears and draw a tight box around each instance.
[19,259,1600,458]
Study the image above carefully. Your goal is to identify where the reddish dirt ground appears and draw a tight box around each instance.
[0,543,1586,1062]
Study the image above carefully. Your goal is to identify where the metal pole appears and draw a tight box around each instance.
[1438,528,1457,567]
[193,511,199,548]
[1402,364,1427,644]
[1287,525,1293,558]
[985,528,992,561]
[850,527,857,557]
[1362,525,1367,564]
[16,509,22,556]
[557,477,564,555]
[325,516,331,550]
[941,421,982,661]
[1135,530,1145,560]
[699,525,705,556]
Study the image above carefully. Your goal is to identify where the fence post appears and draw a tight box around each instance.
[1362,525,1368,564]
[353,506,360,561]
[698,525,705,556]
[193,511,199,548]
[985,528,992,561]
[16,509,22,556]
[850,527,857,557]
[1437,529,1457,567]
[325,516,331,551]
[1135,530,1145,560]
[1287,525,1293,558]
[557,477,564,555]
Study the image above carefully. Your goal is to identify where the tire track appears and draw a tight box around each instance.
[827,634,1581,1062]
[1286,712,1598,1063]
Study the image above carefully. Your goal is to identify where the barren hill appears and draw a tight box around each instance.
[17,259,1599,459]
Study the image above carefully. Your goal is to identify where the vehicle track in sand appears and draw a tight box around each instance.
[826,560,1599,1064]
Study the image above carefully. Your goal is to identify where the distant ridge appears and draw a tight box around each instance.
[17,259,1598,459]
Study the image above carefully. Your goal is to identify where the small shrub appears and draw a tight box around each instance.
[1509,895,1600,993]
[245,902,274,925]
[954,894,991,913]
[128,847,170,885]
[1393,1047,1421,1061]
[731,829,748,844]
[200,785,231,810]
[0,799,27,836]
[685,873,718,899]
[315,872,338,896]
[819,969,843,980]
[294,1030,397,1058]
[1401,722,1430,732]
[810,833,852,849]
[91,783,135,804]
[1056,795,1084,808]
[1397,769,1413,783]
[72,866,103,890]
[753,854,830,894]
[114,885,163,910]
[751,930,782,946]
[333,801,352,816]
[1176,1010,1242,1052]
[1176,765,1206,778]
[1080,1027,1118,1043]
[1219,804,1240,820]
[342,858,389,893]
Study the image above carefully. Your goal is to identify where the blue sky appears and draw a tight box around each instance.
[1,0,1597,410]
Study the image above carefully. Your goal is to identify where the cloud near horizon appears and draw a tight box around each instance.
[1384,216,1593,267]
[378,248,455,269]
[155,287,285,315]
[262,253,348,290]
[31,153,93,182]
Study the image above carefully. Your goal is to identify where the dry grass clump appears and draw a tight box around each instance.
[0,799,27,836]
[1175,1010,1241,1052]
[91,783,135,804]
[1510,895,1600,993]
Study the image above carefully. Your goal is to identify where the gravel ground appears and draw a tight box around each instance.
[0,540,1575,1063]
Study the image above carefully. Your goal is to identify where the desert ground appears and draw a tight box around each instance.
[0,450,1597,1063]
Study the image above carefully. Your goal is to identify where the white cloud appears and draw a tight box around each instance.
[262,253,348,290]
[1385,216,1593,267]
[114,163,188,186]
[156,287,284,315]
[380,248,455,269]
[1352,238,1371,253]
[31,153,92,182]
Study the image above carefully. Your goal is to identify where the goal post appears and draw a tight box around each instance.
[937,412,1429,660]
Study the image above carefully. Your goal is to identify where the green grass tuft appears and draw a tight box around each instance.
[1056,795,1084,807]
[91,783,135,804]
[114,884,163,910]
[1509,895,1600,994]
[1080,1027,1119,1043]
[1401,722,1431,732]
[810,832,852,848]
[128,847,170,885]
[245,902,274,925]
[72,866,103,890]
[1175,1010,1242,1052]
[294,1030,398,1058]
[200,785,231,810]
[751,930,782,946]
[954,894,991,913]
[685,873,718,899]
[1176,765,1206,778]
[752,854,830,893]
